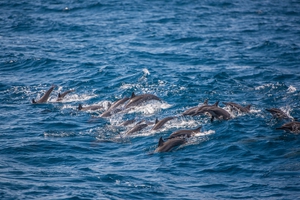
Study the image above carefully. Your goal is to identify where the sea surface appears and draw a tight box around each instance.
[1,0,300,199]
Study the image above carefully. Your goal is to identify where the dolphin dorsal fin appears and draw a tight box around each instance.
[131,92,135,98]
[203,99,208,105]
[194,126,202,132]
[245,104,251,110]
[78,104,82,110]
[158,137,164,147]
[213,101,219,107]
[107,102,112,109]
[32,98,36,104]
[58,93,61,98]
[155,118,159,124]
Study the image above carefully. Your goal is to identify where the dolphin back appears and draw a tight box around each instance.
[155,137,186,152]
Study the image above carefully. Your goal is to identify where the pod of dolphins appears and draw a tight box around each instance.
[32,85,300,153]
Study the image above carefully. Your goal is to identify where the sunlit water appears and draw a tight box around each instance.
[1,0,300,199]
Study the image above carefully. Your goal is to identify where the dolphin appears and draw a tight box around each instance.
[223,102,251,113]
[100,108,122,117]
[119,119,136,126]
[182,99,208,116]
[124,92,161,109]
[198,106,231,122]
[100,97,129,117]
[125,123,148,135]
[192,100,220,117]
[109,97,129,111]
[124,120,153,135]
[56,89,75,101]
[276,121,300,133]
[32,85,55,104]
[167,126,202,140]
[266,108,290,120]
[155,137,186,153]
[78,104,105,111]
[151,116,176,131]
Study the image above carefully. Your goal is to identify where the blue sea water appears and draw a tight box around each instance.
[1,0,300,199]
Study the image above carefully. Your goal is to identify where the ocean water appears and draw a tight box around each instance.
[1,0,300,199]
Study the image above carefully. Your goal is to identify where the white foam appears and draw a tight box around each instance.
[44,131,76,137]
[287,85,297,93]
[57,86,64,93]
[254,82,285,91]
[120,83,136,90]
[176,129,215,149]
[255,83,273,90]
[61,100,111,111]
[143,68,150,76]
[249,107,261,114]
[124,101,172,115]
[49,93,97,103]
[255,83,279,90]
[280,106,294,119]
[194,129,215,137]
[162,117,200,130]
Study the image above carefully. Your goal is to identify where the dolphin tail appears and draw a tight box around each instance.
[158,136,164,147]
[78,104,83,110]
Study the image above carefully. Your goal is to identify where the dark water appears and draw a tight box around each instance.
[1,0,300,199]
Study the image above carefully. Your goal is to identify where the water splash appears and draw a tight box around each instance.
[287,85,296,93]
